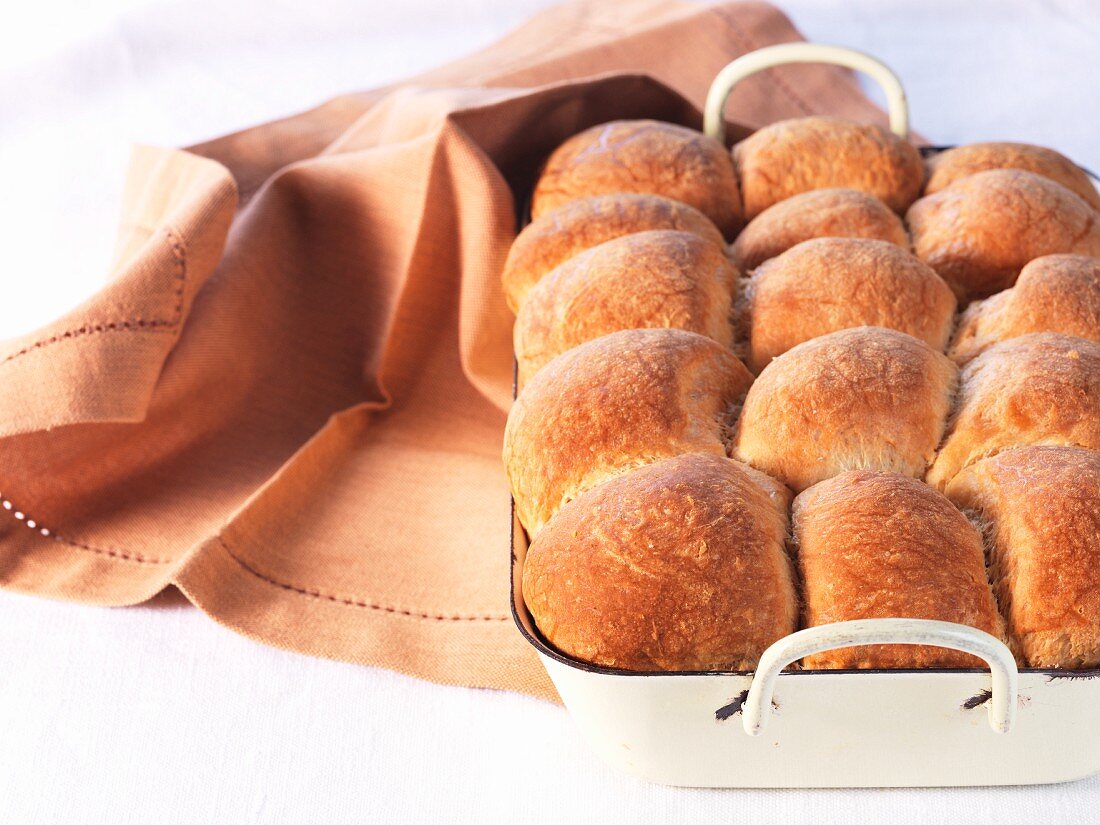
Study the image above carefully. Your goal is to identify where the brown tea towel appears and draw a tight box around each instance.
[0,0,894,703]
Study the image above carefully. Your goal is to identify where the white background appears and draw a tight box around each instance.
[1,1,1099,821]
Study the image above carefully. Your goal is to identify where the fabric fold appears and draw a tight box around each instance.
[0,0,898,699]
[0,147,237,437]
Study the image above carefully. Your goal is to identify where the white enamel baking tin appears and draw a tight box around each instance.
[512,513,1100,788]
[510,45,1100,788]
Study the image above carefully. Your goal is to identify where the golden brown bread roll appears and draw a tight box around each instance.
[795,471,1004,669]
[927,333,1100,489]
[732,327,957,493]
[531,120,743,238]
[744,238,955,373]
[732,116,923,219]
[925,142,1100,210]
[501,193,725,313]
[946,446,1100,668]
[514,230,738,385]
[949,254,1100,365]
[504,328,753,536]
[907,169,1100,301]
[729,188,909,270]
[523,453,797,671]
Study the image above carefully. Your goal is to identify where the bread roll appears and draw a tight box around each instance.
[927,333,1100,489]
[949,254,1100,364]
[732,116,923,219]
[730,188,908,270]
[744,238,955,373]
[504,328,753,536]
[907,169,1100,301]
[795,471,1004,669]
[925,142,1100,210]
[502,193,725,312]
[732,327,957,493]
[514,230,738,384]
[946,446,1100,668]
[531,120,743,237]
[523,453,797,671]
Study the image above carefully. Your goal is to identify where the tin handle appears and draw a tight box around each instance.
[704,43,910,144]
[741,618,1018,736]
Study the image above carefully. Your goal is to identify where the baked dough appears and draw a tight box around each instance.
[927,333,1100,489]
[907,169,1100,301]
[523,453,797,671]
[946,446,1100,668]
[795,470,1004,669]
[504,328,752,536]
[531,120,743,237]
[514,230,737,384]
[732,116,923,219]
[502,193,725,312]
[733,326,957,492]
[507,120,1100,673]
[730,187,908,270]
[925,142,1100,209]
[744,238,955,373]
[949,254,1100,364]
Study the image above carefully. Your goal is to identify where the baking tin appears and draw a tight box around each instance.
[508,44,1100,788]
[512,507,1100,788]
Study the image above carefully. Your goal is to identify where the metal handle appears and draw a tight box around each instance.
[742,619,1018,736]
[704,43,910,144]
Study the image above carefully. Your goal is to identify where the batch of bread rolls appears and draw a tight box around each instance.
[502,116,1100,673]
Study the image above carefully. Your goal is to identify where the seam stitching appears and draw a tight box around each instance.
[217,538,510,622]
[0,492,173,565]
[49,532,174,565]
[0,227,189,366]
[716,8,817,117]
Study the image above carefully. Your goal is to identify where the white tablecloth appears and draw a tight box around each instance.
[2,1,1098,821]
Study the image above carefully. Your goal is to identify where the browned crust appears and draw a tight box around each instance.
[530,120,743,238]
[907,169,1100,302]
[949,254,1100,365]
[514,230,738,384]
[731,116,924,220]
[523,453,797,671]
[927,333,1100,489]
[732,327,958,493]
[730,187,909,270]
[925,142,1100,210]
[794,471,1005,669]
[503,328,753,536]
[946,447,1100,668]
[744,238,956,373]
[502,193,725,313]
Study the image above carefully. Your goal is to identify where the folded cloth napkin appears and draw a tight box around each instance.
[0,0,893,702]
